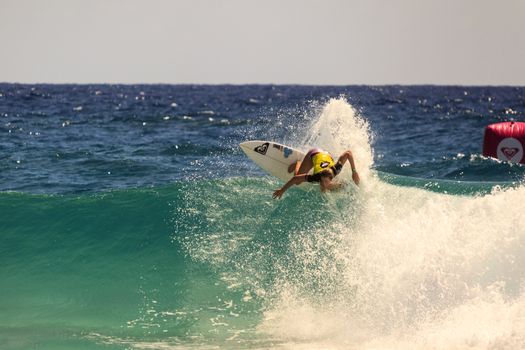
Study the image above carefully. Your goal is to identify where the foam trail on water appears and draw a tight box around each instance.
[259,98,525,349]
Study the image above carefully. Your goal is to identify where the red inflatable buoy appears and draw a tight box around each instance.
[483,121,525,164]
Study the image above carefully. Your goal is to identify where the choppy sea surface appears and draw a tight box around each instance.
[1,84,525,350]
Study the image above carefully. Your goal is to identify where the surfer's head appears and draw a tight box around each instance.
[319,169,334,192]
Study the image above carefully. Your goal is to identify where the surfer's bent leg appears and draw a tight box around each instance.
[288,160,301,174]
[296,150,316,175]
[288,153,313,175]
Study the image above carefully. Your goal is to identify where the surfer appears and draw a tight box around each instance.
[272,148,360,199]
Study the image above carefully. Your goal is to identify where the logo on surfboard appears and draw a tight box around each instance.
[254,142,269,155]
[271,144,293,158]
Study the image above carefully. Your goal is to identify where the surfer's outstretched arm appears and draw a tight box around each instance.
[272,174,307,199]
[337,150,360,185]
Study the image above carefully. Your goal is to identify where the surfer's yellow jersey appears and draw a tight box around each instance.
[311,151,336,174]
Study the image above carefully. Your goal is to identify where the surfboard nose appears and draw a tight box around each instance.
[239,140,306,183]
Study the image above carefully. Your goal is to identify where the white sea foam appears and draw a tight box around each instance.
[259,98,525,350]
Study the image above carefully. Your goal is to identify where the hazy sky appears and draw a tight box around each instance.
[1,0,524,85]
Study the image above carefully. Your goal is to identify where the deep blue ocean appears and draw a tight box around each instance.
[1,84,525,350]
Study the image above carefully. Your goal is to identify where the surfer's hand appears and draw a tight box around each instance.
[352,171,360,186]
[273,188,285,199]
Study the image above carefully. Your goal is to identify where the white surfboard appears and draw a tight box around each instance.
[240,140,307,182]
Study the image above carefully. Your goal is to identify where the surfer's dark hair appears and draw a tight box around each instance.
[319,169,334,180]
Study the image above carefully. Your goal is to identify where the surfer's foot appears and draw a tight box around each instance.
[288,161,298,173]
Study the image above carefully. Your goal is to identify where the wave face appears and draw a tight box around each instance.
[1,85,525,349]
